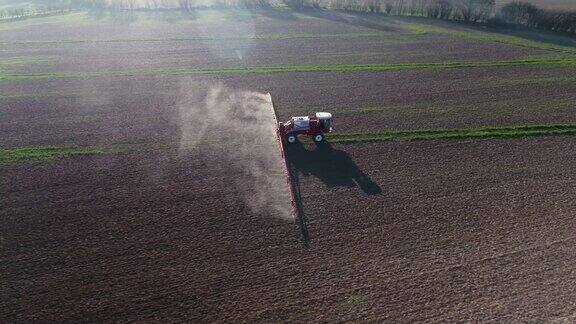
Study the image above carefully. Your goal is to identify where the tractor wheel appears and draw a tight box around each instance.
[286,134,297,144]
[314,134,324,142]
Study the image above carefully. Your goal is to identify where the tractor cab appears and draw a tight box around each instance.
[279,111,334,144]
[316,112,333,132]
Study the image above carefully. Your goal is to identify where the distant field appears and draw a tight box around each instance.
[2,9,576,323]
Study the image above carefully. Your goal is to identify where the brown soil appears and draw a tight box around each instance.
[2,9,576,323]
[3,137,576,322]
[0,10,542,74]
[2,66,576,148]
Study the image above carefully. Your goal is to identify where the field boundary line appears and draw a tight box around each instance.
[6,123,573,163]
[328,124,576,144]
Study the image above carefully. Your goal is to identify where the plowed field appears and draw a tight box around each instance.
[2,9,576,322]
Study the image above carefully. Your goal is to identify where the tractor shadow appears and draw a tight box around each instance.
[285,141,382,195]
[284,141,381,247]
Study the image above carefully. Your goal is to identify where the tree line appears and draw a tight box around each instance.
[1,0,574,35]
[0,5,72,20]
[497,1,576,33]
[288,0,575,33]
[70,0,576,33]
[321,0,497,23]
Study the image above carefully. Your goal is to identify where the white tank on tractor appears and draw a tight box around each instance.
[278,112,333,144]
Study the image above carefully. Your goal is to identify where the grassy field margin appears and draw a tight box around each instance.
[0,146,103,164]
[328,124,576,143]
[3,124,574,165]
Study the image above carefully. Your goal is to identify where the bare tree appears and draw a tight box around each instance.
[179,0,195,10]
[454,0,494,22]
[437,0,453,19]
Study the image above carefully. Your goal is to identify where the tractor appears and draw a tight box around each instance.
[278,112,333,144]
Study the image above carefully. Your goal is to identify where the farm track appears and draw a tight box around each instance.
[2,9,576,322]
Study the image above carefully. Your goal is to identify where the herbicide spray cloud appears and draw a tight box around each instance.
[177,81,293,220]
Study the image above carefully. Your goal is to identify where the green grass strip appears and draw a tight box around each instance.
[328,124,576,144]
[0,57,574,81]
[0,145,104,164]
[2,124,573,164]
[0,58,50,67]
